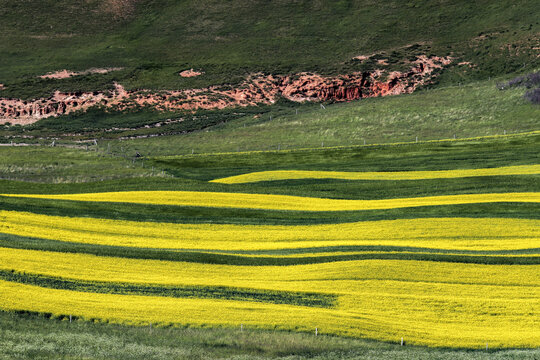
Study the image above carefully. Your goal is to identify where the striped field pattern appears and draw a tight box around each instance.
[1,138,539,349]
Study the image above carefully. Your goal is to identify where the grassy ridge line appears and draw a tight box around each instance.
[2,196,538,225]
[0,270,336,309]
[153,130,540,160]
[2,191,538,212]
[210,165,540,184]
[1,211,538,251]
[1,240,539,267]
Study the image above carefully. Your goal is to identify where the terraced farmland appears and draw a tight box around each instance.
[0,134,538,351]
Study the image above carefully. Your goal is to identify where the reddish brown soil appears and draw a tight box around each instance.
[102,0,138,19]
[179,69,204,77]
[0,56,451,125]
[39,68,123,79]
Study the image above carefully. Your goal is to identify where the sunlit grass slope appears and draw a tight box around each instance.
[109,81,540,155]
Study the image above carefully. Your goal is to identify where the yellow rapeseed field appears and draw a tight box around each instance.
[1,210,538,251]
[1,191,539,211]
[1,276,539,348]
[210,164,540,184]
[2,247,540,290]
[1,176,539,348]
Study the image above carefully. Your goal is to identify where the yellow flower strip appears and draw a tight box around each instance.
[2,247,540,289]
[1,191,539,211]
[1,211,538,251]
[210,164,540,184]
[1,251,539,348]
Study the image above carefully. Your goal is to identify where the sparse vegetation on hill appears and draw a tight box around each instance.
[0,0,538,100]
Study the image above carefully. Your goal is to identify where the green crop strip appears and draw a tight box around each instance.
[1,196,539,226]
[1,235,539,266]
[0,270,337,309]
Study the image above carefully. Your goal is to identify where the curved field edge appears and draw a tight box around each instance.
[0,270,336,309]
[1,279,539,348]
[2,192,538,212]
[1,196,538,225]
[1,212,538,251]
[210,165,540,184]
[1,236,539,266]
[2,247,539,288]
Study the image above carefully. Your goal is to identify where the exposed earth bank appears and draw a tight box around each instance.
[0,56,451,125]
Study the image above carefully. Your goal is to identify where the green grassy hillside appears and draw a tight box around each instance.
[1,0,538,99]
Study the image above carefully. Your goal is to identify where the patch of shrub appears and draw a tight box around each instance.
[524,88,540,104]
[497,72,540,104]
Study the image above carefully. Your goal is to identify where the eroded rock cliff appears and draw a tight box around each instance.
[0,56,451,125]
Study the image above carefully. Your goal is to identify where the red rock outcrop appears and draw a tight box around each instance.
[0,56,451,125]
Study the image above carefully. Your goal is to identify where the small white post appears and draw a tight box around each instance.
[415,136,418,143]
[315,327,318,336]
[504,130,506,135]
[453,134,456,139]
[192,149,194,154]
[321,141,324,147]
[401,337,403,346]
[364,139,366,145]
[296,109,298,115]
[69,315,72,323]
